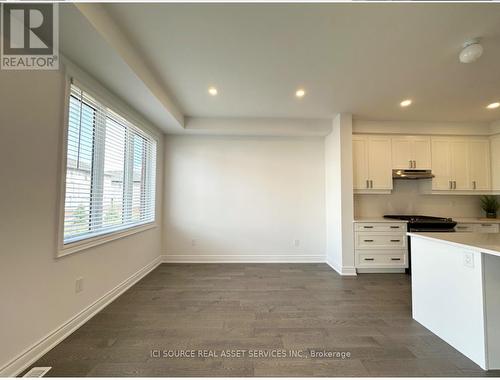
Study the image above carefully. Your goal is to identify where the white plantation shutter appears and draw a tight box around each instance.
[63,83,157,244]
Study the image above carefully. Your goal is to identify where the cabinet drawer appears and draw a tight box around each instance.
[354,223,407,232]
[355,233,406,249]
[356,251,407,268]
[455,223,500,233]
[454,223,476,232]
[475,223,499,233]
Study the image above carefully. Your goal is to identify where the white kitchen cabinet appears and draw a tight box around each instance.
[431,138,453,190]
[469,139,491,191]
[431,137,488,192]
[392,136,431,169]
[455,223,500,233]
[353,221,408,272]
[352,136,369,190]
[450,139,471,191]
[476,223,500,233]
[454,223,476,232]
[490,135,500,191]
[352,135,392,192]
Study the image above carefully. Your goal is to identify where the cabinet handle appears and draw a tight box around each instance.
[390,239,401,242]
[449,181,453,189]
[391,258,401,261]
[481,224,492,227]
[366,179,369,189]
[454,181,457,189]
[456,226,467,229]
[364,239,374,242]
[364,258,375,261]
[413,160,417,168]
[390,226,400,229]
[370,180,373,188]
[473,181,476,190]
[409,160,412,168]
[363,226,374,229]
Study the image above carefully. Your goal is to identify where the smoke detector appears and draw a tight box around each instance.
[459,39,483,63]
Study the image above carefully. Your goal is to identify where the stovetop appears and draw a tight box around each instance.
[384,215,454,223]
[384,214,457,232]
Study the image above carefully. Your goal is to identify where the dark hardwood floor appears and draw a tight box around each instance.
[27,263,500,376]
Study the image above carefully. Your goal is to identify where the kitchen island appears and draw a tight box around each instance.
[408,232,500,370]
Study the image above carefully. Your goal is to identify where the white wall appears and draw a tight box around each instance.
[354,180,482,218]
[325,114,355,275]
[163,134,325,262]
[0,68,163,374]
[184,117,331,137]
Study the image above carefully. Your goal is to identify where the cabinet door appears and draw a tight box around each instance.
[413,137,432,169]
[450,140,471,190]
[490,136,500,191]
[391,137,412,169]
[368,137,393,190]
[431,138,453,190]
[469,140,491,190]
[352,136,369,190]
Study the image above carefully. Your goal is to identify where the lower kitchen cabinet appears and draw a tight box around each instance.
[455,223,500,233]
[353,221,408,272]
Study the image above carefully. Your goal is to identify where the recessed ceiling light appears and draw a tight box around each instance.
[295,89,306,98]
[208,87,218,96]
[486,102,500,109]
[400,99,412,107]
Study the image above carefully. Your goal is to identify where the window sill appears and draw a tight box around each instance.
[57,222,158,258]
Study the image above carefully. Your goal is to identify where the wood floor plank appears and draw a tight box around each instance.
[24,263,500,377]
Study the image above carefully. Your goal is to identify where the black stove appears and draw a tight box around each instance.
[384,215,457,232]
[383,215,457,274]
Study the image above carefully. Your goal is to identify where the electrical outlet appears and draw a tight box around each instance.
[75,277,84,293]
[293,239,300,247]
[463,252,474,268]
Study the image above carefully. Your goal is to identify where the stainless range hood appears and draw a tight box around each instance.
[392,169,435,179]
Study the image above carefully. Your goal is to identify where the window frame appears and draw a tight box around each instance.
[56,76,159,258]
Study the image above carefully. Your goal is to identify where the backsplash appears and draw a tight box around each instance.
[354,180,482,218]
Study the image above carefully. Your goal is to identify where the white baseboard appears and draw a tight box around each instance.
[0,256,162,378]
[162,254,324,263]
[326,259,357,276]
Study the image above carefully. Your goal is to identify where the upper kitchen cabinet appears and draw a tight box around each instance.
[392,136,431,169]
[430,138,453,190]
[430,137,490,192]
[490,135,500,192]
[353,135,392,193]
[469,139,491,191]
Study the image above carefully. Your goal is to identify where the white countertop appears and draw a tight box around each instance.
[354,217,500,224]
[408,232,500,257]
[353,218,408,223]
[454,217,500,224]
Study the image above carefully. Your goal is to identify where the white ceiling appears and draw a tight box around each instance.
[61,3,500,130]
[105,3,500,123]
